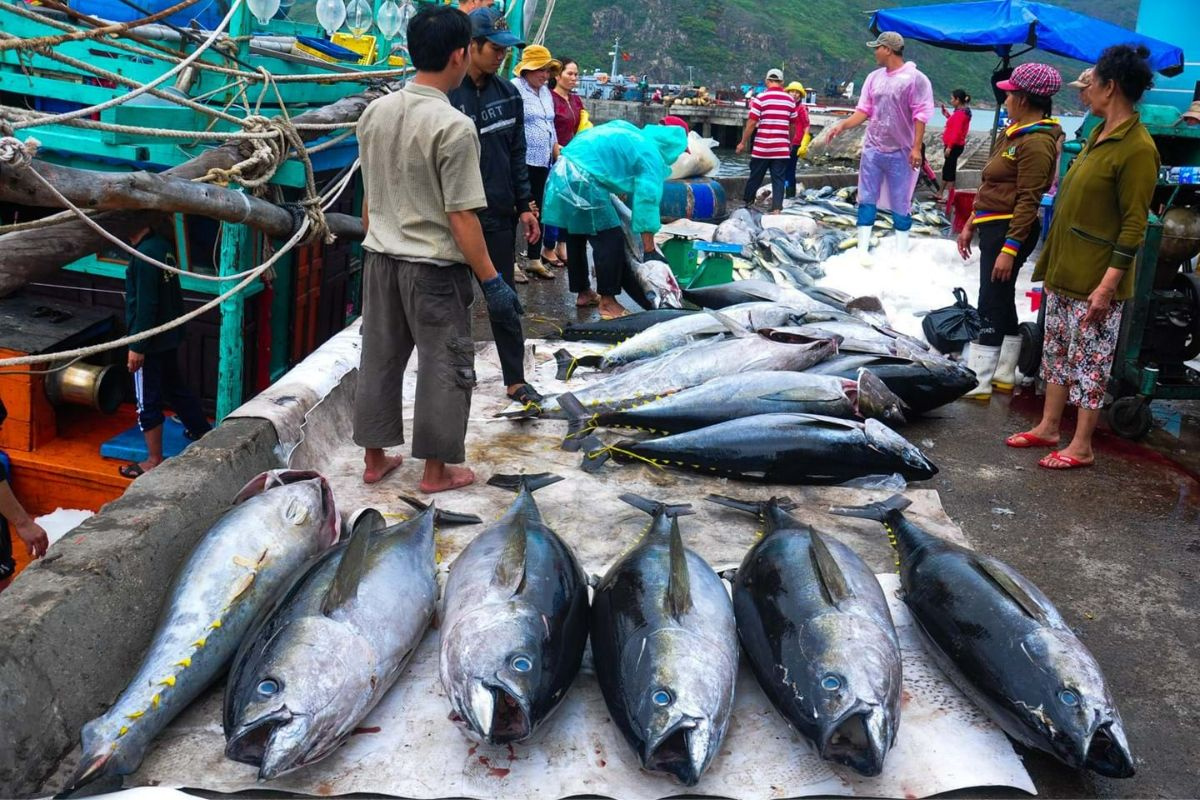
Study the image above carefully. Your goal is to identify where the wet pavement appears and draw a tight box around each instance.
[478,261,1200,798]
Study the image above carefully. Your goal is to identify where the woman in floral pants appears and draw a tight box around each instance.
[1005,44,1160,469]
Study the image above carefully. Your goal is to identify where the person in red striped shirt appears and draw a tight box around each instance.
[736,68,797,212]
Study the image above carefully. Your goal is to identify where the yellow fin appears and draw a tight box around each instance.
[175,658,191,669]
[209,619,223,630]
[192,637,207,649]
[118,726,128,737]
[126,710,144,720]
[159,676,176,687]
[151,693,161,709]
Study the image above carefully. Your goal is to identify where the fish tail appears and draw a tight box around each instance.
[486,473,564,494]
[619,493,694,518]
[554,348,601,381]
[705,494,796,516]
[829,493,912,522]
[397,496,482,526]
[559,392,598,452]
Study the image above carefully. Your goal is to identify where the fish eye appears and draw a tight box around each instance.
[651,689,673,707]
[1058,688,1080,706]
[510,655,533,673]
[257,679,280,696]
[820,674,843,691]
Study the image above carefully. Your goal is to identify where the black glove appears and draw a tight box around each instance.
[482,274,523,323]
[643,249,667,264]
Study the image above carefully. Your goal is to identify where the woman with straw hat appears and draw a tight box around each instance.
[514,44,561,280]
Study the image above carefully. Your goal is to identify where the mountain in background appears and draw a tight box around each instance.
[532,0,1137,111]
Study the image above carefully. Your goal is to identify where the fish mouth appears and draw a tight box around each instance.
[642,719,709,787]
[225,709,303,778]
[460,681,532,745]
[1082,721,1136,778]
[818,707,891,777]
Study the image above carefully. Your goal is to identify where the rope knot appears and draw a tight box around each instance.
[0,135,39,168]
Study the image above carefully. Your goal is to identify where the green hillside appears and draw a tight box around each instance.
[533,0,1141,111]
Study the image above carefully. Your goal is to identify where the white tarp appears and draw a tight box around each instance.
[120,340,1035,799]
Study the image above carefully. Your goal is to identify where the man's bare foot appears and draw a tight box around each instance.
[575,290,600,307]
[598,298,629,320]
[363,450,404,484]
[419,465,476,494]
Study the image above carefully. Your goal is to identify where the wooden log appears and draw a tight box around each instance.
[0,81,392,295]
[0,159,364,241]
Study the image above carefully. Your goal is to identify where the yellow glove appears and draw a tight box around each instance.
[798,131,812,159]
[577,109,593,133]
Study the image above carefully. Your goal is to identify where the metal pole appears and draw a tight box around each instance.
[611,36,619,80]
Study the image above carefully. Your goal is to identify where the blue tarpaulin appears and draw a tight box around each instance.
[870,0,1185,75]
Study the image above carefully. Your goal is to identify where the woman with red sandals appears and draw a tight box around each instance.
[1006,45,1159,470]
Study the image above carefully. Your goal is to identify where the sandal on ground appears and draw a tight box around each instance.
[507,384,544,407]
[119,462,145,478]
[525,262,556,280]
[575,292,600,307]
[599,309,630,321]
[540,252,567,268]
[513,266,529,284]
[1038,451,1093,470]
[1005,431,1059,448]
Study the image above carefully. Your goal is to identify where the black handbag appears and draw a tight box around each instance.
[921,287,981,354]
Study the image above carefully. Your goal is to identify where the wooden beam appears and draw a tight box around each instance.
[0,159,363,243]
[0,81,391,294]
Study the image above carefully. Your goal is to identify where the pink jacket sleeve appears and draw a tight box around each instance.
[856,71,877,117]
[910,72,935,124]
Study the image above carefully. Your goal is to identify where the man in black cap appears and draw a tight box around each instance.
[449,8,543,408]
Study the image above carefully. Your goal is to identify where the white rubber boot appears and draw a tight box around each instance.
[894,229,910,254]
[857,225,873,264]
[992,335,1022,392]
[964,342,1000,399]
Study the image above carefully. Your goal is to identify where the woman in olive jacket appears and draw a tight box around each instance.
[1007,45,1160,469]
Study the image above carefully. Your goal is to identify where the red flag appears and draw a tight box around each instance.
[622,52,632,61]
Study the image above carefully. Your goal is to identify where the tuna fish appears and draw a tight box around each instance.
[502,333,840,419]
[591,495,738,786]
[588,413,937,484]
[562,369,906,437]
[711,495,901,776]
[596,303,814,369]
[683,279,839,311]
[831,495,1135,778]
[440,473,589,745]
[765,323,927,357]
[561,309,697,343]
[64,470,340,791]
[224,499,480,779]
[807,351,977,414]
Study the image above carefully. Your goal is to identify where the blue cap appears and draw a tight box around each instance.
[469,9,524,48]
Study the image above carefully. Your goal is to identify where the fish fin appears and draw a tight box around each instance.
[829,493,913,522]
[810,531,855,604]
[554,348,600,381]
[486,473,564,493]
[977,558,1057,625]
[665,516,693,619]
[580,437,611,473]
[559,392,597,451]
[618,493,694,518]
[322,516,372,615]
[345,507,387,540]
[705,494,765,516]
[494,404,542,420]
[397,496,482,526]
[491,525,528,596]
[705,309,753,338]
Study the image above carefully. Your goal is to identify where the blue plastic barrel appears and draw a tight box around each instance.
[72,0,227,30]
[660,177,727,223]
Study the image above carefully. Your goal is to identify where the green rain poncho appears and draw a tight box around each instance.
[541,120,688,236]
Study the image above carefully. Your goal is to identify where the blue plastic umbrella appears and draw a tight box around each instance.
[870,0,1184,75]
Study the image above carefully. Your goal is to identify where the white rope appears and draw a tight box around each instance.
[0,220,308,369]
[9,0,242,131]
[531,0,556,46]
